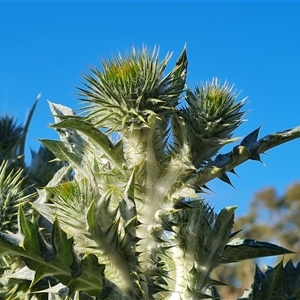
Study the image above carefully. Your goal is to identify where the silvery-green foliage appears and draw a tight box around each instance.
[1,46,300,299]
[0,97,66,299]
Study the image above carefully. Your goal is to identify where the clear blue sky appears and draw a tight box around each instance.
[1,2,300,216]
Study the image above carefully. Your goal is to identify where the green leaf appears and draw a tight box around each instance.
[213,206,236,245]
[18,205,41,256]
[50,118,124,171]
[68,253,104,296]
[222,238,293,263]
[0,161,33,233]
[52,216,74,267]
[284,260,300,299]
[19,94,41,164]
[0,231,23,255]
[40,140,79,164]
[86,200,97,236]
[165,45,187,101]
[0,206,104,297]
[39,139,89,179]
[252,261,285,300]
[121,168,136,221]
[119,168,137,252]
[48,100,76,119]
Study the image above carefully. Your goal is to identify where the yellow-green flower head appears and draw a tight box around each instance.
[78,46,187,133]
[183,78,246,167]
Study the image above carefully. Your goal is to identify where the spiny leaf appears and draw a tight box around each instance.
[248,260,300,300]
[0,161,33,233]
[51,118,124,171]
[214,206,237,242]
[40,139,90,179]
[284,260,300,299]
[0,206,104,297]
[52,216,74,267]
[218,170,235,189]
[222,238,293,263]
[185,125,300,189]
[252,261,285,300]
[240,127,264,162]
[18,205,40,256]
[40,140,80,165]
[167,45,187,99]
[19,94,41,165]
[68,253,105,296]
[0,230,22,253]
[4,266,35,281]
[169,203,236,297]
[229,168,240,178]
[32,283,69,298]
[240,126,261,147]
[48,101,77,123]
[36,228,56,262]
[86,200,97,235]
[120,168,137,222]
[228,228,244,239]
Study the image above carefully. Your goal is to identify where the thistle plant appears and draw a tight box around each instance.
[0,46,300,299]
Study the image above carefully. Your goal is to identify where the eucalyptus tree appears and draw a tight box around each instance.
[0,46,300,299]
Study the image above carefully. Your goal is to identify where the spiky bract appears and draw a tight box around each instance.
[183,79,246,167]
[0,161,32,233]
[79,46,186,132]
